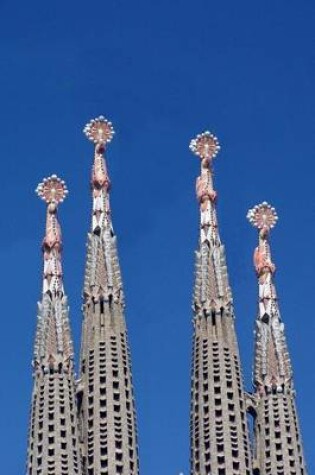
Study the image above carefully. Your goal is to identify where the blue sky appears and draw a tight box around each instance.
[0,0,314,473]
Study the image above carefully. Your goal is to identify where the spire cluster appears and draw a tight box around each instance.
[25,122,308,475]
[189,130,307,475]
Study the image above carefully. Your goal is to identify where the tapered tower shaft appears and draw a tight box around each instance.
[189,133,252,475]
[78,117,139,475]
[26,176,82,475]
[247,203,307,475]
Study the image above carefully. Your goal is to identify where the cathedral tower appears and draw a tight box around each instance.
[78,117,139,475]
[189,132,252,475]
[26,176,82,475]
[247,202,307,475]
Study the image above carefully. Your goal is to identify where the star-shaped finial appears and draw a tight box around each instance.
[189,131,220,160]
[36,175,68,204]
[83,116,115,145]
[247,202,278,231]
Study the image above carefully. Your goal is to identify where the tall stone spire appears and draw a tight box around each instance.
[189,132,252,475]
[26,176,82,475]
[78,117,139,475]
[247,202,307,475]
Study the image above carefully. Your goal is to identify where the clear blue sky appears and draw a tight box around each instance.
[0,0,314,473]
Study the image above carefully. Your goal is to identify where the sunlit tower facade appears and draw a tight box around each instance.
[26,176,82,475]
[78,117,139,475]
[189,132,252,475]
[247,202,308,475]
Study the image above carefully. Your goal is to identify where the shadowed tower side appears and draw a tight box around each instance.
[247,203,307,475]
[78,117,139,475]
[26,176,82,475]
[189,132,252,475]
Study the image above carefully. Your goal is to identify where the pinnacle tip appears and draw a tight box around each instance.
[36,175,68,205]
[83,116,115,145]
[189,130,220,160]
[247,202,278,231]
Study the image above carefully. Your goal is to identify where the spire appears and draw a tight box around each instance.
[189,131,220,245]
[83,115,114,235]
[26,176,82,475]
[247,203,308,474]
[247,202,292,394]
[82,116,124,305]
[190,131,232,314]
[79,117,139,475]
[34,175,73,365]
[36,175,68,296]
[189,132,252,475]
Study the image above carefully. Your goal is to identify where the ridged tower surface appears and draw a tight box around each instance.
[78,117,139,475]
[26,176,82,475]
[247,203,307,475]
[189,133,252,475]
